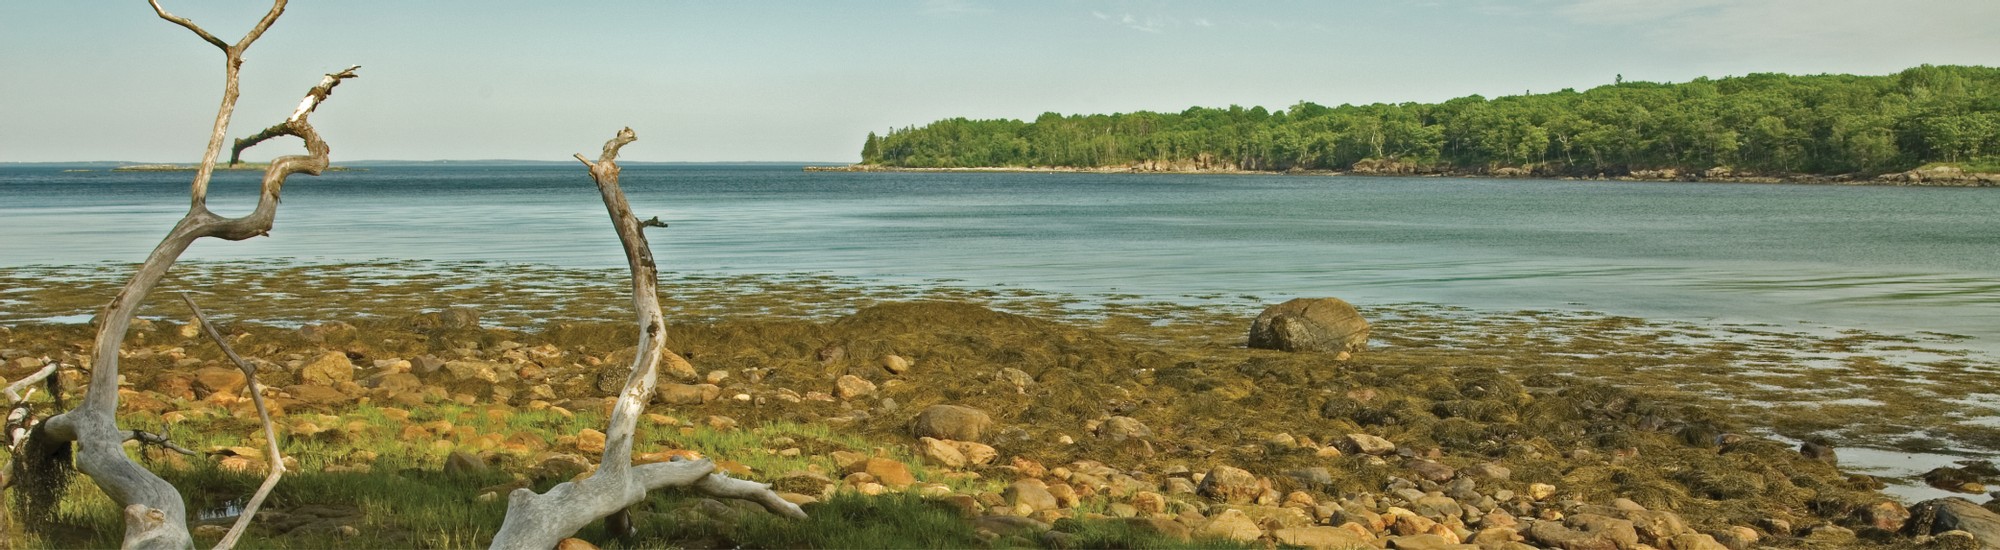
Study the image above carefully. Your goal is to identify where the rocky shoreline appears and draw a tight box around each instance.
[3,264,1999,548]
[804,163,2000,188]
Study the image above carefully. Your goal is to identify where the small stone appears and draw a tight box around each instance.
[879,354,912,374]
[955,441,998,466]
[1096,416,1152,441]
[442,360,500,384]
[1800,438,1838,464]
[815,344,845,365]
[1344,433,1396,455]
[1465,462,1511,480]
[998,367,1034,387]
[834,375,876,400]
[443,450,487,477]
[919,437,967,468]
[576,429,607,454]
[1856,500,1910,531]
[1005,479,1060,512]
[1200,508,1264,542]
[656,383,721,405]
[299,351,353,386]
[1527,483,1556,501]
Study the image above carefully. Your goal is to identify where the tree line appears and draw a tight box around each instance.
[861,65,2000,176]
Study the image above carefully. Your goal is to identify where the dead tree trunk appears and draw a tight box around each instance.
[26,2,357,548]
[487,128,804,549]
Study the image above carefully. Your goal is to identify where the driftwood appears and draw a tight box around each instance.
[27,2,356,548]
[486,129,805,549]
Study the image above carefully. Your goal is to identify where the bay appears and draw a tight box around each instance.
[2,163,1997,353]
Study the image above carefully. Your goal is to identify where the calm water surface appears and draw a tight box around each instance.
[3,164,1997,351]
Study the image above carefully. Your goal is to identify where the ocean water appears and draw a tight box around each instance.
[3,163,1997,352]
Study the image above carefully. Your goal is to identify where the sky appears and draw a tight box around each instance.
[3,0,1997,163]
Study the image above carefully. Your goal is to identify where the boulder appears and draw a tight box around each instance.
[1247,298,1370,356]
[1199,508,1264,542]
[847,457,915,488]
[656,383,720,405]
[299,351,353,387]
[1196,465,1263,504]
[192,366,247,396]
[1004,479,1060,512]
[1274,526,1370,550]
[911,404,993,442]
[1906,498,2000,548]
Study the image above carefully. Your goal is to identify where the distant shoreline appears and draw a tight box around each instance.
[805,164,2000,187]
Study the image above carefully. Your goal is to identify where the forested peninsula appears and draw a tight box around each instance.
[848,65,2000,185]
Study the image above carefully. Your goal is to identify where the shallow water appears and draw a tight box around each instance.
[3,163,1998,355]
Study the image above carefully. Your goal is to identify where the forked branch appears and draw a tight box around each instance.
[490,129,803,549]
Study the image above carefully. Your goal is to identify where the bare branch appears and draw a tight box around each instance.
[233,0,289,51]
[123,430,197,456]
[230,66,360,166]
[490,128,803,548]
[180,293,284,550]
[147,0,229,50]
[2,361,57,404]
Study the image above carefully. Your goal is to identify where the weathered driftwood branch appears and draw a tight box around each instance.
[180,294,283,550]
[489,129,804,549]
[27,3,353,547]
[148,0,288,210]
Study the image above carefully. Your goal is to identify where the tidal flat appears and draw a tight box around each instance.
[2,261,1998,548]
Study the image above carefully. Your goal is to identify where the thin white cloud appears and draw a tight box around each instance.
[1100,12,1175,33]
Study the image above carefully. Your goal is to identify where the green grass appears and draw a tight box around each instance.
[1916,158,2000,173]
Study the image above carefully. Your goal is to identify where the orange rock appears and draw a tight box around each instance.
[847,457,916,488]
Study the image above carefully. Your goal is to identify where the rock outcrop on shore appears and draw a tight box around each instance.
[1247,297,1372,357]
[4,299,1996,548]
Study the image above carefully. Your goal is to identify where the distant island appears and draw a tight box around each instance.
[112,162,357,172]
[834,65,1999,186]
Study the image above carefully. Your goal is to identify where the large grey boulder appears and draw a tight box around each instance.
[1248,298,1370,357]
[1906,498,2000,548]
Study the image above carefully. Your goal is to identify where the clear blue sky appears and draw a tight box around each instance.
[4,0,1996,163]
